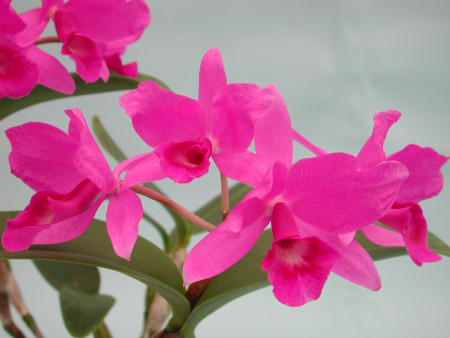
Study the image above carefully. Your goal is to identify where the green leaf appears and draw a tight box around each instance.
[180,230,273,338]
[33,260,100,294]
[92,115,127,163]
[427,231,450,257]
[0,73,170,120]
[60,288,114,337]
[0,211,190,330]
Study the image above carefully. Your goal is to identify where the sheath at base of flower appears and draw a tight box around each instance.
[120,47,275,185]
[2,109,160,260]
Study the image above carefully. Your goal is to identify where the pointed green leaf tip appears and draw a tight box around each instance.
[60,288,115,337]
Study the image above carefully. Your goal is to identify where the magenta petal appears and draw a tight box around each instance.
[13,8,49,47]
[285,153,409,233]
[253,161,289,202]
[61,33,104,83]
[0,44,39,99]
[66,109,116,193]
[388,144,449,203]
[331,239,381,291]
[198,47,227,125]
[0,0,26,35]
[155,138,212,183]
[254,85,293,168]
[2,180,104,251]
[183,197,269,285]
[6,122,85,193]
[213,151,267,187]
[120,153,166,188]
[379,202,441,266]
[106,189,142,260]
[60,0,150,43]
[211,84,275,153]
[270,202,299,242]
[24,44,75,94]
[34,197,104,245]
[362,223,404,247]
[120,81,206,146]
[104,53,137,78]
[357,110,401,169]
[262,236,340,307]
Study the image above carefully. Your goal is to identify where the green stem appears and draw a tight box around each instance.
[93,321,112,338]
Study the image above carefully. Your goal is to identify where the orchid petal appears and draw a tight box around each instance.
[3,181,105,251]
[285,153,409,233]
[387,144,448,203]
[120,81,206,146]
[106,188,143,260]
[270,202,299,242]
[61,34,104,83]
[155,138,212,183]
[183,197,269,285]
[0,44,39,99]
[211,84,274,153]
[60,0,150,43]
[24,44,75,94]
[379,202,441,266]
[262,236,340,307]
[119,153,166,189]
[362,224,404,247]
[66,109,116,193]
[33,197,104,245]
[332,239,381,291]
[0,0,26,35]
[6,122,84,193]
[254,85,292,168]
[357,110,401,169]
[13,8,49,47]
[213,151,267,187]
[198,47,227,130]
[104,53,137,78]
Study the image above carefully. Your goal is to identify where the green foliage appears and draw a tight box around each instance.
[60,288,115,337]
[427,232,450,257]
[180,230,273,338]
[0,211,190,331]
[0,73,169,120]
[34,260,100,294]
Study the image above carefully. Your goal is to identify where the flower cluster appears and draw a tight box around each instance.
[3,47,448,308]
[0,0,150,99]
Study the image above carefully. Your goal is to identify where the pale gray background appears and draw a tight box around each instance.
[1,0,449,337]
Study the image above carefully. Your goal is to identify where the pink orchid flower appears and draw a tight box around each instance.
[0,2,74,98]
[0,36,75,98]
[120,47,275,184]
[0,0,26,36]
[357,111,448,265]
[2,109,160,260]
[183,92,409,306]
[45,0,150,82]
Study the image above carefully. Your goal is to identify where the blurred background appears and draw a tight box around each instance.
[1,0,449,337]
